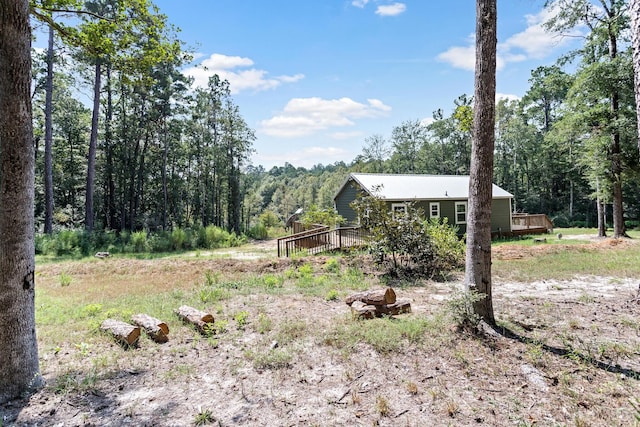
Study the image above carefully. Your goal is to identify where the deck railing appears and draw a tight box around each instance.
[512,213,554,231]
[277,226,368,257]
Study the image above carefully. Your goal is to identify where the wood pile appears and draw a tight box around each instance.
[100,319,141,347]
[174,305,215,334]
[131,313,169,343]
[345,288,411,319]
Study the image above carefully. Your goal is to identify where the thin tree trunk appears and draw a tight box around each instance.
[630,0,640,154]
[85,61,101,232]
[0,0,43,402]
[44,24,54,234]
[464,0,497,325]
[608,25,625,238]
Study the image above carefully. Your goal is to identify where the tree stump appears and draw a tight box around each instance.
[100,319,140,346]
[174,305,214,334]
[131,313,169,343]
[345,288,396,306]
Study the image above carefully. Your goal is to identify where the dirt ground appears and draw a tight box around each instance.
[2,237,640,427]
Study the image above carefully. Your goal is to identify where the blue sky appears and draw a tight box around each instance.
[154,1,580,169]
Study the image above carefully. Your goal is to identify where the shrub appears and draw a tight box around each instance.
[351,193,464,279]
[259,210,281,228]
[171,227,187,250]
[130,231,148,252]
[247,223,269,240]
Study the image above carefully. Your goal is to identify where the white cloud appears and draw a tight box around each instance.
[259,97,392,138]
[436,43,475,71]
[183,53,304,94]
[254,146,350,169]
[437,6,581,71]
[496,93,520,102]
[375,3,406,17]
[352,0,370,8]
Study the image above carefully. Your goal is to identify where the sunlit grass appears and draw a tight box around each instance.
[492,241,640,281]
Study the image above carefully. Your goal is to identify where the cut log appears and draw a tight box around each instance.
[100,319,140,346]
[350,300,377,319]
[131,313,169,343]
[375,299,412,316]
[345,288,396,306]
[174,305,214,334]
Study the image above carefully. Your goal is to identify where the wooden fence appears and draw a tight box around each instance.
[277,226,368,257]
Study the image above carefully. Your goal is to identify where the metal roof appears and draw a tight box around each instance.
[344,173,513,200]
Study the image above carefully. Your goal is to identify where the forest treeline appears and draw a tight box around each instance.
[32,0,639,243]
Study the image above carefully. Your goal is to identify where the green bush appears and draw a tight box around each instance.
[171,227,187,250]
[259,210,281,228]
[247,223,269,240]
[351,194,464,278]
[130,231,148,252]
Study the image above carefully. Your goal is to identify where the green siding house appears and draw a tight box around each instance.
[333,173,513,235]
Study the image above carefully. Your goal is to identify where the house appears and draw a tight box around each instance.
[333,173,514,235]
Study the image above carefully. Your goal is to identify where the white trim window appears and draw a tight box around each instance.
[391,203,407,218]
[429,202,440,219]
[455,202,467,224]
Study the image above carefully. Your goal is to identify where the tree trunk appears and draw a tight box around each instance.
[43,24,54,234]
[631,0,640,154]
[608,28,625,238]
[85,61,101,232]
[464,0,497,325]
[0,0,44,402]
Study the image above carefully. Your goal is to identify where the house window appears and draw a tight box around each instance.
[455,202,467,224]
[429,202,440,219]
[391,203,407,218]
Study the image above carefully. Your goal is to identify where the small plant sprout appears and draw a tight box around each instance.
[194,407,216,425]
[59,272,72,287]
[235,311,249,329]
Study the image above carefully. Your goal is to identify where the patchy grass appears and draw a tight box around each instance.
[3,240,637,426]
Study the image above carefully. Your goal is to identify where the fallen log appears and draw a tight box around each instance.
[100,319,140,346]
[131,313,169,343]
[375,299,412,316]
[345,288,396,306]
[174,305,214,334]
[350,300,377,319]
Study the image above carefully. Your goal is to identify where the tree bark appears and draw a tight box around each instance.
[0,0,44,402]
[464,0,497,325]
[85,61,101,232]
[44,24,54,234]
[174,305,214,334]
[100,319,141,346]
[131,313,169,343]
[631,0,640,154]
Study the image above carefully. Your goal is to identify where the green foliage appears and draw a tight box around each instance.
[234,311,250,329]
[299,204,345,228]
[324,258,341,274]
[351,193,464,278]
[170,227,187,250]
[130,231,148,253]
[59,272,72,287]
[446,289,484,330]
[259,210,281,228]
[247,223,269,240]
